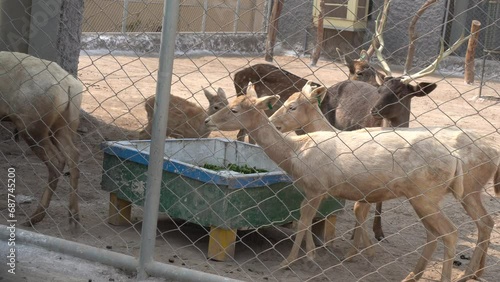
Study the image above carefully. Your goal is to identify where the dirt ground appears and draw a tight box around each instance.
[1,53,500,282]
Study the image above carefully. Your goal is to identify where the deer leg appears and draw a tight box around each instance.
[54,128,81,228]
[138,123,152,140]
[236,129,247,142]
[403,196,457,282]
[457,191,494,282]
[21,129,66,226]
[304,196,323,261]
[281,197,321,267]
[345,202,373,260]
[373,202,385,241]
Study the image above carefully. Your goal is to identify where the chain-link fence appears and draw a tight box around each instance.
[1,0,500,281]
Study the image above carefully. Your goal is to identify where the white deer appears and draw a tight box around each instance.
[0,51,83,227]
[205,82,500,282]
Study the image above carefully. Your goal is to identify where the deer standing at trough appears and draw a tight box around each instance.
[138,88,227,139]
[232,61,391,240]
[0,51,83,227]
[205,82,500,282]
[233,64,320,143]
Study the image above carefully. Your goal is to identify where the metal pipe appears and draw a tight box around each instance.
[137,0,179,279]
[202,0,208,33]
[122,0,130,33]
[0,225,241,282]
[264,0,273,32]
[234,0,241,33]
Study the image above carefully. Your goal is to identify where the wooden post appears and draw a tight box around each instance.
[464,20,481,84]
[264,0,284,62]
[310,0,325,66]
[108,193,132,226]
[207,227,237,261]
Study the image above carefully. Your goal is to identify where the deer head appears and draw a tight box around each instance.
[205,82,280,132]
[270,81,328,133]
[369,3,470,124]
[203,87,228,115]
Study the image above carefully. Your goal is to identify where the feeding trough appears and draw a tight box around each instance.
[100,138,344,261]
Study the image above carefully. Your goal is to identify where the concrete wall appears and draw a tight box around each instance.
[369,0,446,69]
[275,0,447,67]
[0,0,83,75]
[81,33,267,55]
[277,0,315,54]
[0,0,32,53]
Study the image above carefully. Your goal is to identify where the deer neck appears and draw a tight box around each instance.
[388,99,412,128]
[246,111,297,170]
[302,111,337,133]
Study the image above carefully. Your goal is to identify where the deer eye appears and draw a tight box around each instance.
[288,105,297,111]
[213,106,219,110]
[355,71,364,76]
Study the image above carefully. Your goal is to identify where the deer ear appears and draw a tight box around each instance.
[255,95,280,110]
[217,87,227,100]
[412,82,437,97]
[359,49,368,61]
[308,86,328,104]
[246,82,258,98]
[301,80,316,95]
[203,88,215,100]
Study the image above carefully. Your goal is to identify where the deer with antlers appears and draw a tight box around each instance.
[319,0,471,240]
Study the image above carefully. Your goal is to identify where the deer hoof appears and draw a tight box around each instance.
[402,272,417,282]
[342,248,359,262]
[456,272,477,282]
[279,259,292,269]
[26,210,47,226]
[306,250,316,261]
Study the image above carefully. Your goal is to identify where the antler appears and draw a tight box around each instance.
[404,0,439,75]
[366,0,391,62]
[373,5,392,77]
[401,33,471,83]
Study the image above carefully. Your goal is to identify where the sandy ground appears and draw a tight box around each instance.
[1,52,500,282]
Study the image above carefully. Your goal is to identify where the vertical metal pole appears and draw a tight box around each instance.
[234,0,241,33]
[263,0,272,32]
[137,0,179,280]
[122,0,130,33]
[202,0,208,33]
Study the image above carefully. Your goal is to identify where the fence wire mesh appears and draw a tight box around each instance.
[1,0,500,281]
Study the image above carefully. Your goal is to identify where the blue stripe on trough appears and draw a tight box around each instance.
[101,139,294,189]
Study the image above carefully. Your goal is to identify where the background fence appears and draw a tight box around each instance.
[1,0,500,281]
[82,0,269,33]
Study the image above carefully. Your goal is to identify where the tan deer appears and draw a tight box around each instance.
[138,88,227,139]
[205,82,499,282]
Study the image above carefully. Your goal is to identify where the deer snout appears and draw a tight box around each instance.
[204,117,215,129]
[370,107,384,119]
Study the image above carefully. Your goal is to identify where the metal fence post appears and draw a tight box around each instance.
[202,0,208,33]
[121,0,130,33]
[137,0,180,279]
[234,0,241,33]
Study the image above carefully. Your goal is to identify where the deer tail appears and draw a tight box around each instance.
[495,163,500,197]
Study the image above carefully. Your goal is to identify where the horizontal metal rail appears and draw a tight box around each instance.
[0,225,242,282]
